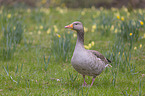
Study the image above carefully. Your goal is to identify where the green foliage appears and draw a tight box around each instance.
[68,72,78,84]
[98,11,114,36]
[118,20,141,42]
[51,31,75,62]
[0,10,24,60]
[43,55,51,71]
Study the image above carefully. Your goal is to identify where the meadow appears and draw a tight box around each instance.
[0,6,145,95]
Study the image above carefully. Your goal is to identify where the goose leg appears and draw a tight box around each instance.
[91,77,96,86]
[82,75,87,86]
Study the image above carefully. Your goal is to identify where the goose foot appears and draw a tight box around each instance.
[82,82,87,86]
[91,78,95,86]
[82,75,87,86]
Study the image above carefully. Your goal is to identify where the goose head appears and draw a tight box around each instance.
[65,21,83,31]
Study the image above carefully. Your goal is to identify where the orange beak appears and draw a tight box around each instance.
[65,24,73,29]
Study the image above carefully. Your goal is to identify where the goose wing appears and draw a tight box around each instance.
[88,50,111,64]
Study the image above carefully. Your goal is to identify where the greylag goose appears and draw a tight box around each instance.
[65,21,111,86]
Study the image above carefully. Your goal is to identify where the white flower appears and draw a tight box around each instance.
[57,79,60,81]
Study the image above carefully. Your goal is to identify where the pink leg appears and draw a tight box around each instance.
[91,78,95,86]
[82,75,87,86]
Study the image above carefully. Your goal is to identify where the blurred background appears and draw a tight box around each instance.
[0,0,145,8]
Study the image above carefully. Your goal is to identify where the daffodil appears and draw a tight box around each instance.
[121,17,124,21]
[59,9,64,14]
[123,7,128,12]
[91,24,96,32]
[56,7,65,14]
[39,25,43,30]
[56,34,61,38]
[81,11,85,16]
[67,31,70,34]
[84,27,88,32]
[139,20,144,25]
[47,28,51,34]
[91,41,95,46]
[139,9,142,15]
[84,45,89,49]
[54,25,58,33]
[7,14,11,19]
[41,0,47,4]
[88,43,92,48]
[134,47,137,50]
[27,9,31,13]
[38,31,41,34]
[110,25,114,31]
[118,52,120,55]
[140,44,142,48]
[13,26,16,30]
[100,7,104,11]
[114,29,118,33]
[111,7,117,11]
[117,16,120,19]
[92,24,96,29]
[29,32,33,35]
[73,33,77,38]
[143,34,145,38]
[129,33,133,36]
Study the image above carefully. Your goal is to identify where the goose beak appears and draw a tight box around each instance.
[65,24,73,29]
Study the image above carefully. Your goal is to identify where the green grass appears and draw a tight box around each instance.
[0,7,145,95]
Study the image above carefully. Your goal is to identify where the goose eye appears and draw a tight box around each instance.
[75,23,78,25]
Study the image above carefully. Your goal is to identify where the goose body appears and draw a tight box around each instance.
[71,41,105,77]
[65,21,111,86]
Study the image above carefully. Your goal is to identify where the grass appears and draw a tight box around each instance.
[0,7,145,95]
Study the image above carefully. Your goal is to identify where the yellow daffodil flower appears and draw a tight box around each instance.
[47,28,51,34]
[7,14,11,19]
[67,31,70,34]
[38,31,41,34]
[117,16,120,19]
[140,44,142,48]
[110,25,114,31]
[84,27,88,32]
[121,17,124,21]
[73,33,77,38]
[27,9,31,13]
[92,24,96,29]
[129,33,133,36]
[39,25,43,30]
[91,41,95,46]
[41,0,47,4]
[134,47,137,50]
[88,44,92,48]
[84,45,89,49]
[54,25,58,33]
[143,34,145,38]
[13,26,16,30]
[56,34,61,38]
[114,29,118,33]
[139,21,144,25]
